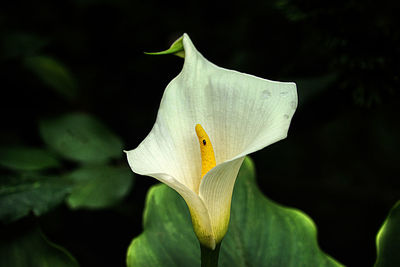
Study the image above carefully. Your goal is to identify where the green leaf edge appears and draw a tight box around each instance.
[39,229,80,267]
[374,200,400,267]
[126,184,165,266]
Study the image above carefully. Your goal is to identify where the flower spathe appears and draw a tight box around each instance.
[126,34,297,250]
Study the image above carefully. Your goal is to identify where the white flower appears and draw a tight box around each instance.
[126,34,297,250]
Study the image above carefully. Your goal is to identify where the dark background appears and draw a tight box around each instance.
[1,0,399,266]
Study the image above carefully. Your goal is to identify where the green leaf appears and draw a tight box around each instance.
[39,113,123,163]
[66,165,134,209]
[145,35,185,58]
[0,174,72,223]
[126,157,342,267]
[0,227,79,267]
[0,146,60,171]
[375,200,400,267]
[24,55,78,100]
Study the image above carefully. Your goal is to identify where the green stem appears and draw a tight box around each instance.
[200,242,221,267]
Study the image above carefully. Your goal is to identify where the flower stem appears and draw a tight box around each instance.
[200,242,221,267]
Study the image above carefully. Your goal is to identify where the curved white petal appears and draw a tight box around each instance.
[199,157,245,243]
[158,174,216,249]
[126,33,296,191]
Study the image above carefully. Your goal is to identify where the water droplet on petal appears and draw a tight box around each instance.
[290,100,297,109]
[280,91,289,97]
[284,114,290,119]
[262,89,271,99]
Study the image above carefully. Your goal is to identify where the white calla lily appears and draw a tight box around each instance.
[126,34,297,250]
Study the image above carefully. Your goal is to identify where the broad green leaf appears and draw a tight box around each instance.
[127,157,342,267]
[145,36,185,58]
[375,200,400,267]
[24,55,78,100]
[0,146,60,171]
[39,113,123,163]
[66,165,134,209]
[0,174,72,223]
[0,227,79,267]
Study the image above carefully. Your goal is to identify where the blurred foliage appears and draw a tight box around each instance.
[0,0,399,266]
[0,226,79,267]
[66,165,134,209]
[0,173,72,223]
[0,111,133,264]
[0,147,60,171]
[0,111,133,221]
[39,113,123,163]
[0,32,47,60]
[24,56,78,101]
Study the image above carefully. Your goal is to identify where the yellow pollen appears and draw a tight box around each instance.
[195,124,216,179]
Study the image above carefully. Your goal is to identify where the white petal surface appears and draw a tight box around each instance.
[178,35,297,162]
[199,157,245,243]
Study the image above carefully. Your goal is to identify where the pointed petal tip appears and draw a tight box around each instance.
[182,32,189,39]
[144,35,185,57]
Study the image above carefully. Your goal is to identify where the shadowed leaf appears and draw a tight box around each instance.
[0,174,72,223]
[39,113,123,163]
[1,33,47,60]
[0,227,79,267]
[0,146,60,171]
[24,56,78,100]
[66,165,134,209]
